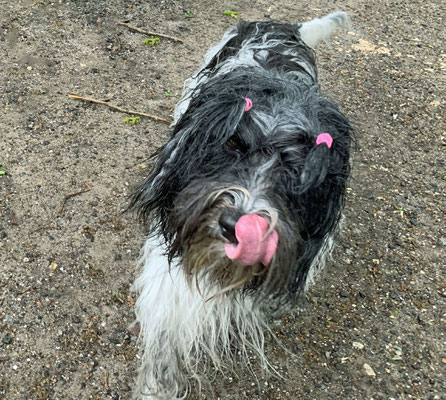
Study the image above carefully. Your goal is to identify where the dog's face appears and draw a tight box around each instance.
[133,68,352,298]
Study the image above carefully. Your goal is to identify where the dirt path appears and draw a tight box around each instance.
[1,1,444,399]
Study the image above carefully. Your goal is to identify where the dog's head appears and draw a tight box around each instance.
[132,69,352,298]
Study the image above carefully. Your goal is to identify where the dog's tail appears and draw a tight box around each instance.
[299,11,349,48]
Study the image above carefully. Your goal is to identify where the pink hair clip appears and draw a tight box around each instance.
[316,133,333,149]
[244,97,253,112]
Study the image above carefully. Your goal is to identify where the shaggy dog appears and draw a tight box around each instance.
[131,11,353,399]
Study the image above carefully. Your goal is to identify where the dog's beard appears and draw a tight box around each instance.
[164,184,301,299]
[173,187,270,296]
[184,235,267,299]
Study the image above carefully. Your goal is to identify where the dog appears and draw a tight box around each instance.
[131,11,353,399]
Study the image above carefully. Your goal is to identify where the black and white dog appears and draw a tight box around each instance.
[131,11,353,399]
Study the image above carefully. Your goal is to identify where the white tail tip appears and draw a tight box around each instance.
[299,11,349,48]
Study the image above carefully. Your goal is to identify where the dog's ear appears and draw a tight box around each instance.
[299,101,352,194]
[129,142,174,227]
[131,91,247,227]
[297,100,352,238]
[299,144,330,193]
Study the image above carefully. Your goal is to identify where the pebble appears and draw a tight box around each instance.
[438,237,446,246]
[2,335,12,344]
[363,363,376,377]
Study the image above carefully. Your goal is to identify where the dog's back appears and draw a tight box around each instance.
[174,11,349,123]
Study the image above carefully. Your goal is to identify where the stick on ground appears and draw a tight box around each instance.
[59,182,92,214]
[68,94,172,124]
[117,20,184,43]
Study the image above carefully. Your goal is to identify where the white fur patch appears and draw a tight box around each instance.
[133,235,271,399]
[299,11,349,48]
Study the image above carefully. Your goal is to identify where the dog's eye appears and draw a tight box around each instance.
[226,138,239,152]
[225,137,246,154]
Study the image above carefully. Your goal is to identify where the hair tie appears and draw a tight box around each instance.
[316,133,333,149]
[244,97,253,112]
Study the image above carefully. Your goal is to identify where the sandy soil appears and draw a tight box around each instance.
[1,0,445,399]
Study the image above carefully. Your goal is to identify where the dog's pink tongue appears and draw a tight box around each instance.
[224,214,278,266]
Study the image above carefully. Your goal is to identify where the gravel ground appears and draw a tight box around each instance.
[0,0,445,399]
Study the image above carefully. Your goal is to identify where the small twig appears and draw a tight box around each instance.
[59,182,92,214]
[97,216,125,231]
[68,94,172,124]
[368,265,378,280]
[34,296,45,309]
[115,34,122,52]
[408,252,421,263]
[117,20,183,43]
[36,115,43,131]
[16,287,35,295]
[104,372,110,391]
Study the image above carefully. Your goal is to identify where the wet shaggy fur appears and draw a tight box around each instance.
[131,11,353,399]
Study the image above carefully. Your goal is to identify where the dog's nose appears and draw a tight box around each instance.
[219,210,242,244]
